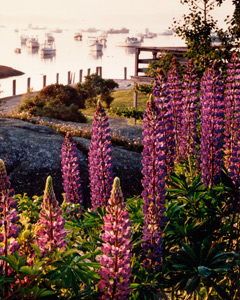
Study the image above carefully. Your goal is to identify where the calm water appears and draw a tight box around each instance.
[0,26,184,97]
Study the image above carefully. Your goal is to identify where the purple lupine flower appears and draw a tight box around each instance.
[36,176,67,256]
[152,68,175,175]
[0,159,21,274]
[98,177,132,300]
[88,101,114,210]
[167,57,183,161]
[200,61,225,188]
[224,53,240,187]
[180,60,199,160]
[61,132,84,217]
[141,97,166,271]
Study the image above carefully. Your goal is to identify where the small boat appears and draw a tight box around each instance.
[26,37,40,49]
[40,42,56,57]
[14,48,21,54]
[89,39,103,52]
[20,35,28,44]
[124,37,142,47]
[74,32,82,41]
[45,32,55,43]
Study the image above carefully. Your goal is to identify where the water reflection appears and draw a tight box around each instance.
[89,50,103,60]
[124,47,136,55]
[27,47,39,55]
[41,53,56,61]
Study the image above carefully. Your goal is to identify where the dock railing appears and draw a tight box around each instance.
[130,46,188,107]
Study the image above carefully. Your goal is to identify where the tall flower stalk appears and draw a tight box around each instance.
[36,176,66,256]
[61,132,84,217]
[98,177,132,300]
[200,61,225,188]
[167,57,183,160]
[141,97,166,271]
[153,68,175,176]
[0,159,20,274]
[224,52,240,188]
[88,101,114,210]
[180,59,199,161]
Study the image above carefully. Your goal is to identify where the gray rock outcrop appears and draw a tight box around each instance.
[0,118,142,206]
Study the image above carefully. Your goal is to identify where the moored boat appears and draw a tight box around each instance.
[45,32,55,43]
[26,37,40,49]
[89,39,103,52]
[40,42,56,57]
[74,32,82,41]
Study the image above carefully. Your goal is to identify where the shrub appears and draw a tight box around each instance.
[18,84,87,123]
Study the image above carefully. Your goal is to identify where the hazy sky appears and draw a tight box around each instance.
[0,0,235,31]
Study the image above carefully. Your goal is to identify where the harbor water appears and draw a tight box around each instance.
[0,26,185,97]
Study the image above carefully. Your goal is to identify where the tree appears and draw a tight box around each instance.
[172,0,237,75]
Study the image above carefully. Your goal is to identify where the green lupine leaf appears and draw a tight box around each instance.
[198,266,212,278]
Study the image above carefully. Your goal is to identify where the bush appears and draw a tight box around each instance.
[18,84,87,123]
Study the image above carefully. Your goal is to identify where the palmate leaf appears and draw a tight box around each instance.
[197,266,212,278]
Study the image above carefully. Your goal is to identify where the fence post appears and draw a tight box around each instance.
[67,71,71,84]
[124,67,127,80]
[133,91,138,108]
[12,80,16,96]
[27,77,31,92]
[87,68,91,75]
[56,73,59,84]
[43,75,47,88]
[79,69,83,83]
[99,66,102,77]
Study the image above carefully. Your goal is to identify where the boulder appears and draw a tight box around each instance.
[0,118,142,206]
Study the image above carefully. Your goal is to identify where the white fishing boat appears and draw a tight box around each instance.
[40,42,56,57]
[124,37,142,47]
[45,32,55,43]
[26,37,40,49]
[14,48,21,54]
[89,39,103,52]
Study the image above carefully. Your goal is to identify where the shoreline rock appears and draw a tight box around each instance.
[0,65,24,79]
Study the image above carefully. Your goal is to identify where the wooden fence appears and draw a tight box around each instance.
[9,66,128,97]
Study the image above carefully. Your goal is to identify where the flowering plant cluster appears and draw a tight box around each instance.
[88,101,114,209]
[0,55,240,299]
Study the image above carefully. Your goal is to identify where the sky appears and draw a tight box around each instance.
[0,0,235,32]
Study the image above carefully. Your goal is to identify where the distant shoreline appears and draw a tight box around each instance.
[0,66,24,79]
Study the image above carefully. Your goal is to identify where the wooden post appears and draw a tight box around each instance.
[43,75,47,88]
[96,66,99,75]
[133,90,138,108]
[12,80,16,96]
[56,73,59,84]
[27,77,31,92]
[67,71,71,84]
[99,66,102,77]
[87,68,91,75]
[124,67,127,80]
[134,48,140,76]
[79,69,83,83]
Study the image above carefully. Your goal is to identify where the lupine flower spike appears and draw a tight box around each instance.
[88,100,114,210]
[180,60,199,160]
[36,176,66,256]
[61,132,84,217]
[0,159,21,274]
[224,53,240,188]
[98,177,132,300]
[167,57,183,161]
[152,68,175,176]
[141,97,166,271]
[200,60,225,188]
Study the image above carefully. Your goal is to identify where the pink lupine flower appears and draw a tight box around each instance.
[88,101,114,210]
[61,132,84,217]
[141,97,166,271]
[0,159,21,274]
[224,52,240,187]
[98,177,132,300]
[36,176,67,256]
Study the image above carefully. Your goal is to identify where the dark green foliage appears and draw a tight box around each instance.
[18,84,87,123]
[75,74,119,108]
[111,107,144,120]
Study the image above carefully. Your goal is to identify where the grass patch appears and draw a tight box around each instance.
[111,90,148,110]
